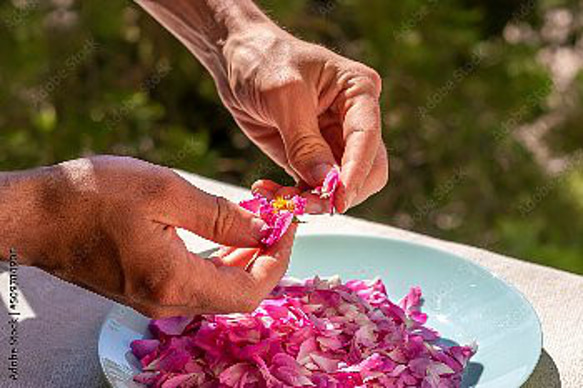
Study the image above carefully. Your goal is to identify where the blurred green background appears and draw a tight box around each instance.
[1,0,582,274]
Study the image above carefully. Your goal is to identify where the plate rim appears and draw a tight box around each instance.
[291,233,543,383]
[98,232,543,388]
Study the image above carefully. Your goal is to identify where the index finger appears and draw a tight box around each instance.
[338,84,382,212]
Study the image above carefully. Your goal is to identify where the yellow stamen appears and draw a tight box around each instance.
[272,197,295,212]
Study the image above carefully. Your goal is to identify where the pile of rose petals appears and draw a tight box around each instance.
[131,277,477,388]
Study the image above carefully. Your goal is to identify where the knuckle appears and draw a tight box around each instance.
[86,154,117,164]
[286,133,328,169]
[138,173,174,201]
[212,196,236,241]
[367,69,383,92]
[153,283,179,306]
[136,266,181,306]
[261,72,304,97]
[351,65,382,96]
[234,278,262,313]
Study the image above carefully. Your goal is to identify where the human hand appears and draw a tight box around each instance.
[135,1,387,212]
[1,156,296,317]
[217,25,388,213]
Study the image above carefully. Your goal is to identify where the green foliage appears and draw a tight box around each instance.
[0,0,581,274]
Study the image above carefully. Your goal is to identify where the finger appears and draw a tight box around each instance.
[212,247,260,268]
[296,180,311,191]
[130,221,296,316]
[338,83,382,212]
[124,231,209,317]
[153,175,267,247]
[296,177,335,214]
[347,142,389,208]
[319,115,346,164]
[186,223,297,314]
[129,298,194,319]
[266,81,337,187]
[274,186,301,198]
[252,181,314,213]
[301,191,331,214]
[252,183,301,201]
[242,222,297,297]
[251,179,282,199]
[295,179,333,214]
[209,246,237,262]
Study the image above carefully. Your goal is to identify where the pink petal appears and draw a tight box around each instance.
[130,339,160,360]
[261,211,294,246]
[239,195,269,214]
[161,373,205,388]
[132,276,476,387]
[239,192,305,246]
[219,363,255,387]
[149,316,192,337]
[312,166,341,213]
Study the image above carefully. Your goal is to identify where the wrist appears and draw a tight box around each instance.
[197,1,283,88]
[213,4,281,81]
[0,166,67,267]
[136,0,277,81]
[213,0,275,40]
[215,23,294,105]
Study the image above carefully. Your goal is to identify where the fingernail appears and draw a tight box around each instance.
[251,218,268,241]
[310,164,332,185]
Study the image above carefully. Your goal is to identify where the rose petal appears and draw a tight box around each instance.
[131,277,477,387]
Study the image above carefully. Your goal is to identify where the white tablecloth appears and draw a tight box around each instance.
[0,171,581,387]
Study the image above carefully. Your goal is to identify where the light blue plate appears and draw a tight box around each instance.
[98,234,542,388]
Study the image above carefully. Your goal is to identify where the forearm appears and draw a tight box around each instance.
[0,168,58,266]
[135,0,274,81]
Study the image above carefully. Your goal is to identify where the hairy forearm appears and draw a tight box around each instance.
[135,0,274,80]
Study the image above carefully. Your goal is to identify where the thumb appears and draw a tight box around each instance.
[153,174,267,247]
[268,82,336,187]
